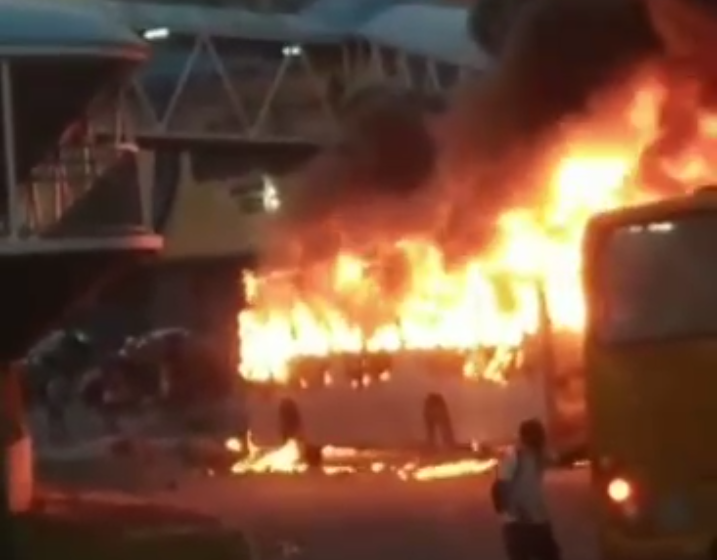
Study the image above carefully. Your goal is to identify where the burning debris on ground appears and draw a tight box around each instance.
[96,433,502,483]
[223,436,499,481]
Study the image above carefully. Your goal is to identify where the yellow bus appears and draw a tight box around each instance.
[583,187,717,560]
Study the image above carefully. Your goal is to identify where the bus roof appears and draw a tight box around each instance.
[588,187,717,235]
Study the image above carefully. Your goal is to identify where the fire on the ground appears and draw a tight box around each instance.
[224,436,499,481]
[222,436,589,480]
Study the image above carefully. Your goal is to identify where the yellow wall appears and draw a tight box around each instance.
[161,153,267,261]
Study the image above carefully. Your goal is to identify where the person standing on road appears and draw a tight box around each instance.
[492,418,561,560]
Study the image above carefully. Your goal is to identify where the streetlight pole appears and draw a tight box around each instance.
[0,57,18,560]
[2,60,18,239]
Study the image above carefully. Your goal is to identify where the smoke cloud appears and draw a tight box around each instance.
[260,0,717,271]
[441,0,661,208]
[262,86,438,267]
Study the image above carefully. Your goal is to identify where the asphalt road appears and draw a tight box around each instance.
[118,467,597,560]
[37,423,596,560]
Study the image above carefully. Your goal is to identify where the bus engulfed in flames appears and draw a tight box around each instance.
[236,67,717,449]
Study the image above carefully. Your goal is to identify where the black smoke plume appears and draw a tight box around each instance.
[435,0,663,220]
[263,86,438,267]
[262,0,717,269]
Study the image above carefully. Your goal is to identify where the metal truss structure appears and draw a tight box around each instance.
[22,143,107,234]
[350,41,474,96]
[21,139,153,237]
[11,31,473,252]
[92,31,472,146]
[0,65,150,239]
[6,31,474,243]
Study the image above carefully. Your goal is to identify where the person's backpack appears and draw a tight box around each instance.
[490,450,524,514]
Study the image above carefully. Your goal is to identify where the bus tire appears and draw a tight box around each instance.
[423,393,455,450]
[302,443,323,469]
[278,399,303,443]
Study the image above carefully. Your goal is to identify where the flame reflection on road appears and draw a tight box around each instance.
[224,437,499,481]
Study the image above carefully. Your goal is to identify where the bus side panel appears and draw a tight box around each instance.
[447,376,547,447]
[245,357,547,448]
[246,382,423,448]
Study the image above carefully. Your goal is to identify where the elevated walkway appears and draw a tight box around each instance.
[0,0,162,364]
[93,0,489,147]
[84,0,492,262]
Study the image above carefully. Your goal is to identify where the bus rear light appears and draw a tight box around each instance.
[607,477,633,504]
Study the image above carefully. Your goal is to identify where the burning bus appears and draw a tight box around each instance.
[237,243,587,453]
[185,0,717,471]
[233,61,717,455]
[228,0,717,454]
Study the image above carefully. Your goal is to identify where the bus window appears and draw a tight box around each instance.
[596,214,717,343]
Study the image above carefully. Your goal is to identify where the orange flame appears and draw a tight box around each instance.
[237,69,717,384]
[225,437,498,480]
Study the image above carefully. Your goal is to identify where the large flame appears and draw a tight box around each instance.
[238,68,717,384]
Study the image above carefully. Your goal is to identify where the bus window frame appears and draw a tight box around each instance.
[584,208,717,347]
